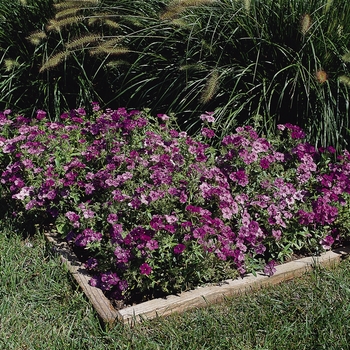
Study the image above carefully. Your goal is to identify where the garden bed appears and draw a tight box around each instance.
[44,230,350,326]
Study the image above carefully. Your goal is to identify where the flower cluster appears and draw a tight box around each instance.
[0,106,349,302]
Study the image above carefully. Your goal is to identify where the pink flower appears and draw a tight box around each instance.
[199,112,215,123]
[157,113,170,121]
[146,239,159,250]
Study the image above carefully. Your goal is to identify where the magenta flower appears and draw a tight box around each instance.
[36,110,46,120]
[201,127,215,138]
[174,244,186,255]
[140,262,152,275]
[260,157,271,170]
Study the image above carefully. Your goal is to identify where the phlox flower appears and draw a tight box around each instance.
[164,214,178,224]
[92,102,100,112]
[99,272,120,291]
[260,157,271,170]
[272,229,282,240]
[238,149,258,165]
[252,138,270,153]
[107,213,118,224]
[83,208,95,219]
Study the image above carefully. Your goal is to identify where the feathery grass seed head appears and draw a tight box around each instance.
[26,31,47,46]
[315,70,328,84]
[338,75,350,86]
[40,51,71,72]
[89,46,130,56]
[341,52,350,63]
[47,16,85,32]
[301,14,312,35]
[65,34,101,49]
[4,59,20,72]
[54,0,100,10]
[161,0,217,20]
[200,70,219,104]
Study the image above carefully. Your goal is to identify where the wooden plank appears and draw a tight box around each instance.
[44,230,350,326]
[118,247,350,325]
[44,232,121,325]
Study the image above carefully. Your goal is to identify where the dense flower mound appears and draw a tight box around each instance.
[0,105,350,302]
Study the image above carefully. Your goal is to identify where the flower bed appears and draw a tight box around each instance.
[1,105,350,307]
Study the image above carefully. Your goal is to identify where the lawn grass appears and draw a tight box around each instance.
[1,225,350,349]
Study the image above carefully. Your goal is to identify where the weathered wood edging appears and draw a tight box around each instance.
[44,231,350,326]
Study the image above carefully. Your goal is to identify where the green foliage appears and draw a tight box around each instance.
[0,0,56,116]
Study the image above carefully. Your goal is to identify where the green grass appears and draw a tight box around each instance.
[1,224,350,349]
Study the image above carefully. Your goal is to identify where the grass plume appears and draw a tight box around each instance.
[65,34,101,49]
[47,16,85,31]
[26,31,47,46]
[200,70,219,104]
[39,51,71,72]
[160,0,217,20]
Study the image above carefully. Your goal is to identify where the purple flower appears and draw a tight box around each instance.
[229,169,249,186]
[75,228,102,247]
[114,246,131,263]
[272,229,282,240]
[75,107,86,116]
[107,213,118,224]
[140,262,152,275]
[320,235,335,250]
[174,244,186,255]
[264,260,277,277]
[85,258,98,270]
[100,271,120,291]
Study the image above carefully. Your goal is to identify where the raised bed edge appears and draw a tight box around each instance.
[44,231,350,326]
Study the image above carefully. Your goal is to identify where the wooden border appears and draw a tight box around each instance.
[44,231,350,326]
